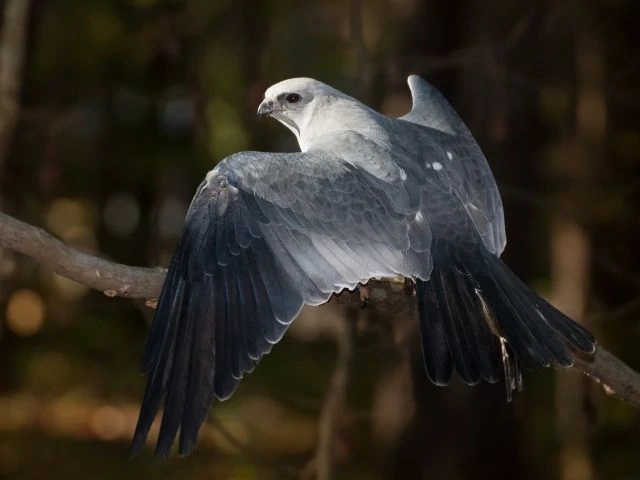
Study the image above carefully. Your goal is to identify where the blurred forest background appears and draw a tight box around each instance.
[0,0,639,479]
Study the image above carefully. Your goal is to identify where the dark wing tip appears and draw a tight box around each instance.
[130,164,311,459]
[129,430,148,459]
[129,372,168,459]
[179,435,197,457]
[154,433,175,459]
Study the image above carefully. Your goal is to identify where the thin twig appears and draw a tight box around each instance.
[309,311,357,480]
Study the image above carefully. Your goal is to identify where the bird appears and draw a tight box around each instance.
[130,75,596,458]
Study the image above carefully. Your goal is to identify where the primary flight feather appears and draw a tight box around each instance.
[131,75,596,458]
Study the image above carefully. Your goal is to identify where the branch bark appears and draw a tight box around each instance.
[0,211,166,298]
[1,210,639,409]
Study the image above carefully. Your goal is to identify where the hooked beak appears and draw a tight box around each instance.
[257,99,275,117]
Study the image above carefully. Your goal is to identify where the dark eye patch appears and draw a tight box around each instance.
[285,93,301,104]
[276,93,285,101]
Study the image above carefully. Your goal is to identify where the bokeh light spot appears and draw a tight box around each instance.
[52,273,90,301]
[158,196,187,240]
[46,198,96,238]
[89,405,127,441]
[207,97,249,159]
[6,289,45,336]
[104,193,140,237]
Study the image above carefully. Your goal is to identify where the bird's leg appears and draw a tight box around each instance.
[403,277,416,296]
[500,337,514,402]
[500,336,523,402]
[356,283,369,308]
[145,299,158,309]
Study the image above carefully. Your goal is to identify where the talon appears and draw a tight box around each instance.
[145,299,158,309]
[357,284,369,308]
[403,278,416,296]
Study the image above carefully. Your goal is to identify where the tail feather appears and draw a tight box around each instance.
[417,277,454,385]
[417,244,596,393]
[449,266,501,382]
[417,270,501,386]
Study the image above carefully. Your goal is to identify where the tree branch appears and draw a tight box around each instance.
[301,310,357,480]
[0,212,165,298]
[1,210,639,409]
[574,350,640,409]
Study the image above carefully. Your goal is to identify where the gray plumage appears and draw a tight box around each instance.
[131,75,596,458]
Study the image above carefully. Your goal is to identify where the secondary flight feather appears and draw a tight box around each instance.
[130,75,596,458]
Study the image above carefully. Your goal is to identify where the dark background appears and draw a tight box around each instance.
[0,0,639,478]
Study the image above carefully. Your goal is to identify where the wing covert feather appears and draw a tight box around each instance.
[398,75,506,254]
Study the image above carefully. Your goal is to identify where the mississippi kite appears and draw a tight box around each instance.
[130,75,596,457]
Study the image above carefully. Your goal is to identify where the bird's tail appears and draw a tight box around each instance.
[416,244,595,398]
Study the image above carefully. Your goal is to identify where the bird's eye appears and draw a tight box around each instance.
[285,93,301,104]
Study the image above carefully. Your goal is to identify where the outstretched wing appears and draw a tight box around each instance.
[399,74,472,136]
[131,149,432,457]
[398,74,506,255]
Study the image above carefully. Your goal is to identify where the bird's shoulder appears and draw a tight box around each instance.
[189,150,368,216]
[214,150,353,187]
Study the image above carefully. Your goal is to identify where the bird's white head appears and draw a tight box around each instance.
[257,77,357,151]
